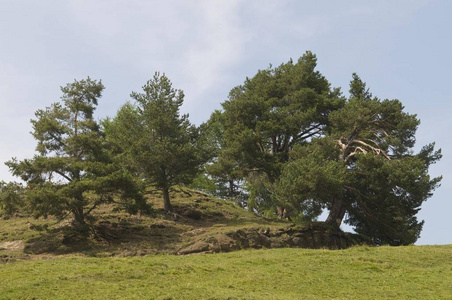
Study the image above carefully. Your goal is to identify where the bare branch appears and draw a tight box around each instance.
[363,138,380,148]
[336,139,347,151]
[345,146,368,162]
[352,139,390,160]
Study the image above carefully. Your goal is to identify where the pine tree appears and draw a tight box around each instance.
[219,52,344,215]
[106,72,203,212]
[6,78,146,230]
[0,181,24,217]
[273,74,442,244]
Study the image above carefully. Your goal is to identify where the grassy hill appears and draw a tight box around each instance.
[0,187,360,262]
[1,188,451,299]
[0,246,451,299]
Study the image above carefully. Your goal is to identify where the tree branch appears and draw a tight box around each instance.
[352,140,390,160]
[85,195,105,216]
[299,129,322,140]
[297,124,322,140]
[54,170,73,183]
[345,146,368,162]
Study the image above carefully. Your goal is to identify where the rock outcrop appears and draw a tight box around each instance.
[178,226,364,255]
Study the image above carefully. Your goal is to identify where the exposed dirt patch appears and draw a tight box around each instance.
[0,240,25,251]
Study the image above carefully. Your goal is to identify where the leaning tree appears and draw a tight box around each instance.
[274,74,441,245]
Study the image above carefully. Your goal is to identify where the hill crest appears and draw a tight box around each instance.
[0,187,363,263]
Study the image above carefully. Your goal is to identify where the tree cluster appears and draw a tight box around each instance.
[2,52,441,245]
[201,52,441,245]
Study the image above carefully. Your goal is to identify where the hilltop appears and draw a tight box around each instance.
[0,187,362,263]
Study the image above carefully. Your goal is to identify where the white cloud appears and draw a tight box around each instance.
[60,1,245,122]
[182,1,243,98]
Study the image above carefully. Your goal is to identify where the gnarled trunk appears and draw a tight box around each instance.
[72,206,91,234]
[276,206,291,220]
[73,207,85,225]
[326,198,346,230]
[73,192,86,226]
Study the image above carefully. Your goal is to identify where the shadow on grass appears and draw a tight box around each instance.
[23,221,187,257]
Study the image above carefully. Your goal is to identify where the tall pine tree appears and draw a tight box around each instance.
[105,72,203,212]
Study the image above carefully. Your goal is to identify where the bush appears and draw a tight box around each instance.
[0,181,25,217]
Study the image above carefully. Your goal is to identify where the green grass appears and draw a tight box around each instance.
[1,189,451,298]
[1,245,451,299]
[0,217,51,242]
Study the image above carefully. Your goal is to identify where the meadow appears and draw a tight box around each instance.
[1,189,451,299]
[1,245,451,299]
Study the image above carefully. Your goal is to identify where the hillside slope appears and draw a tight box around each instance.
[1,187,362,262]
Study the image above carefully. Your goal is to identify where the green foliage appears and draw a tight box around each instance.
[346,148,441,245]
[221,51,344,180]
[6,78,146,228]
[0,53,442,246]
[274,74,442,244]
[102,102,143,175]
[204,55,441,243]
[219,51,344,214]
[243,172,272,215]
[106,72,204,211]
[189,172,228,198]
[273,139,347,221]
[329,74,420,158]
[198,110,244,200]
[0,181,24,217]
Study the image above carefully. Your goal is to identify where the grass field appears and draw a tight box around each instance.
[1,189,451,299]
[1,245,451,299]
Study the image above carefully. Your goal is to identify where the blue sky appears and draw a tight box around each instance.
[0,0,450,245]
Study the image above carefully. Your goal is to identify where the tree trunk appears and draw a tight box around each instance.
[228,179,234,198]
[73,206,85,225]
[326,198,346,230]
[72,192,85,224]
[72,206,90,234]
[163,187,173,212]
[276,206,287,219]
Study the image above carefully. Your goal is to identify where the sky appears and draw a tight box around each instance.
[0,0,450,245]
